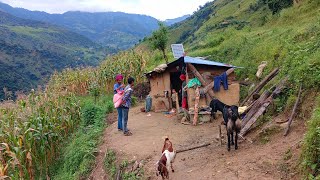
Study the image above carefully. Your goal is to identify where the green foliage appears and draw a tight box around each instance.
[82,104,103,126]
[272,88,294,114]
[300,97,320,179]
[131,96,138,107]
[89,81,101,103]
[51,95,113,179]
[122,172,141,180]
[149,22,169,63]
[0,2,160,50]
[0,90,81,179]
[104,149,117,178]
[262,0,294,14]
[0,11,107,100]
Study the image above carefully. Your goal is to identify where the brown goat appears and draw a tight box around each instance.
[156,137,176,179]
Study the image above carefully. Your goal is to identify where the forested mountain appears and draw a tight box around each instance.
[0,10,107,99]
[0,2,160,49]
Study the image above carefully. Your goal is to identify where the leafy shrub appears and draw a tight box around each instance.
[82,103,103,126]
[300,97,320,179]
[52,95,111,179]
[131,96,138,106]
[104,149,117,178]
[260,0,294,14]
[89,81,101,103]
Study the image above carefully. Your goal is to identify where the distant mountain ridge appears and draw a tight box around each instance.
[164,14,191,26]
[0,10,107,99]
[0,2,160,50]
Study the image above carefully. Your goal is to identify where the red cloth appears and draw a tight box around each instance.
[115,74,123,81]
[182,97,188,109]
[180,74,186,81]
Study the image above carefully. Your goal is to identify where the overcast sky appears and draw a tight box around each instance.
[1,0,211,20]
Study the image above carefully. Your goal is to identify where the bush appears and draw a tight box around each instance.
[104,149,117,178]
[52,95,112,179]
[300,97,320,179]
[260,0,294,14]
[131,96,138,106]
[82,103,103,126]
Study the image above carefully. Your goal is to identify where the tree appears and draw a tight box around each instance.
[150,22,169,63]
[260,0,294,14]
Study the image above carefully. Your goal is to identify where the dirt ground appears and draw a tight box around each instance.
[89,105,305,180]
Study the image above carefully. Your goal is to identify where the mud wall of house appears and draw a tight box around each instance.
[186,65,240,108]
[149,72,172,112]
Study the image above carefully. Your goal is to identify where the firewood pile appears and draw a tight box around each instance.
[238,67,301,137]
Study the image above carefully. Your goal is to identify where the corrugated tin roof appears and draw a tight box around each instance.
[183,56,236,68]
[145,56,240,76]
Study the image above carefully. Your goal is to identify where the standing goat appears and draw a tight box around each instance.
[224,105,241,151]
[156,137,176,179]
[209,99,241,151]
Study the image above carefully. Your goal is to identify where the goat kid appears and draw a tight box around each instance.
[156,137,176,179]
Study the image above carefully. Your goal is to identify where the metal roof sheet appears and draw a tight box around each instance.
[183,56,236,68]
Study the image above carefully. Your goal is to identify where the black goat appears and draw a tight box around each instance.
[209,99,241,151]
[209,98,227,120]
[224,105,241,151]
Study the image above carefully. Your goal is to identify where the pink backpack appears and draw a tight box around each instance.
[113,88,131,108]
[113,90,124,108]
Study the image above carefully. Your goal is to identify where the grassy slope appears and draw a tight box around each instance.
[0,11,107,99]
[138,0,319,87]
[137,0,320,178]
[50,95,114,179]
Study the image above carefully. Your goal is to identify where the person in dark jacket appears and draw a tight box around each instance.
[121,77,135,136]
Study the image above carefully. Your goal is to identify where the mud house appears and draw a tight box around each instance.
[145,56,240,114]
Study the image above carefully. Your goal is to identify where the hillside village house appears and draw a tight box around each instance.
[145,56,240,120]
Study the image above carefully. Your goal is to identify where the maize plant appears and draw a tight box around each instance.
[0,44,158,179]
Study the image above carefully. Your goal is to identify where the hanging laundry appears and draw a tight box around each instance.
[214,72,228,92]
[187,78,202,88]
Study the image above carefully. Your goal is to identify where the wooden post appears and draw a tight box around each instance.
[219,125,222,146]
[176,142,211,153]
[240,68,279,106]
[175,92,180,114]
[193,87,200,126]
[284,84,302,136]
[187,63,215,98]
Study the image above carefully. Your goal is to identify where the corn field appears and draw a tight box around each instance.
[99,50,150,93]
[48,49,152,95]
[0,47,156,179]
[0,88,81,179]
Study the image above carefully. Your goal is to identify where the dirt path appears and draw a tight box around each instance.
[89,105,304,180]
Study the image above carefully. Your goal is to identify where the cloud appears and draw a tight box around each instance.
[1,0,211,20]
